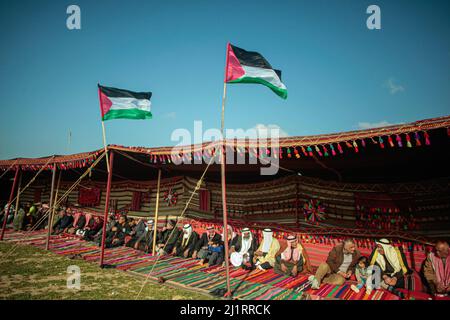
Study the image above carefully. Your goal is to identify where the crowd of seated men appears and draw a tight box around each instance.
[4,203,449,299]
[1,201,51,232]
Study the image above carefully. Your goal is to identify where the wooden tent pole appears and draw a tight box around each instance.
[100,151,114,267]
[0,168,20,240]
[220,42,232,298]
[44,165,57,250]
[151,168,162,256]
[13,171,22,218]
[45,168,61,250]
[295,181,299,228]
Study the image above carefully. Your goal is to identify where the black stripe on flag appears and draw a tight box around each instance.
[230,44,273,70]
[98,84,152,100]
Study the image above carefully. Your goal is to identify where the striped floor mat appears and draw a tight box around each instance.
[3,230,399,300]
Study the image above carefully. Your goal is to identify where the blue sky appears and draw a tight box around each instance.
[0,0,449,159]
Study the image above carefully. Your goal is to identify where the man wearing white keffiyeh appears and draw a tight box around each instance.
[230,227,258,269]
[274,235,305,277]
[253,228,280,270]
[369,238,411,298]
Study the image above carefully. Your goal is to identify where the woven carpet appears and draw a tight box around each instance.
[3,230,406,300]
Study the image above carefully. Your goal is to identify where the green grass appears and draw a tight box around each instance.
[0,242,215,300]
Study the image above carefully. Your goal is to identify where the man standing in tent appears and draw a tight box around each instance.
[368,238,411,298]
[423,240,450,296]
[253,229,280,270]
[175,224,199,258]
[309,239,361,289]
[274,235,305,277]
[230,227,258,269]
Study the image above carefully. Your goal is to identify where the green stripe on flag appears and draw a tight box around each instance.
[228,76,288,99]
[103,109,153,121]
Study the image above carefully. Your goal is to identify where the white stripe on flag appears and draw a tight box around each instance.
[242,65,286,90]
[109,97,151,111]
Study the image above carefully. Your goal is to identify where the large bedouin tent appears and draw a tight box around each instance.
[1,114,449,300]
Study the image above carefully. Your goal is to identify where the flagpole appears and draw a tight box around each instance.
[13,171,22,218]
[46,169,61,250]
[220,42,232,298]
[100,150,114,267]
[0,168,20,241]
[98,85,110,174]
[101,121,110,174]
[45,164,57,250]
[151,168,162,256]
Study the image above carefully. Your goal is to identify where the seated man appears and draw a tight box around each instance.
[424,240,450,296]
[0,203,15,226]
[274,235,304,277]
[33,203,49,230]
[253,229,280,270]
[132,220,159,253]
[104,215,132,248]
[368,238,411,298]
[93,214,116,243]
[222,225,237,244]
[193,226,222,260]
[82,216,104,241]
[309,238,361,289]
[132,218,146,239]
[200,238,224,267]
[24,203,37,230]
[52,210,74,235]
[67,212,86,235]
[175,224,199,258]
[126,218,147,248]
[230,227,258,269]
[13,204,25,231]
[222,225,238,266]
[156,220,181,255]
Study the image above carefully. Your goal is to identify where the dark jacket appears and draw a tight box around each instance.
[110,222,132,241]
[158,227,182,253]
[75,215,86,229]
[131,220,146,239]
[195,232,222,252]
[90,219,103,233]
[326,243,361,274]
[176,231,199,257]
[56,215,74,230]
[136,229,160,249]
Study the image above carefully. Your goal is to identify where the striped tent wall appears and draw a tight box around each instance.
[16,174,450,237]
[17,177,186,221]
[183,175,450,237]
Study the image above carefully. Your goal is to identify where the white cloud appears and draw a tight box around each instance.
[383,78,405,94]
[356,120,403,130]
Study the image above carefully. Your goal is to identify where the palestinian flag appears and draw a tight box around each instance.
[98,84,152,121]
[225,43,287,99]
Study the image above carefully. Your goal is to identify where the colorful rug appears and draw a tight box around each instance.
[2,230,422,300]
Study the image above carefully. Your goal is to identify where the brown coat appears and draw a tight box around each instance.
[326,243,361,274]
[423,254,437,284]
